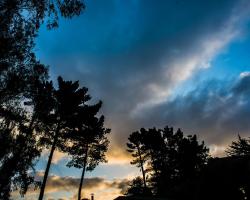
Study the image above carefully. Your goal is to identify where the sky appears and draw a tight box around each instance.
[19,0,250,199]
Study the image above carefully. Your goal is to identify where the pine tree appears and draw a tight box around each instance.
[127,129,149,190]
[226,135,250,156]
[38,76,91,200]
[67,103,110,200]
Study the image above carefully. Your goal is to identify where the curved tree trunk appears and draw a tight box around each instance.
[38,122,60,200]
[78,146,88,200]
[137,145,147,188]
[78,163,86,200]
[38,139,56,200]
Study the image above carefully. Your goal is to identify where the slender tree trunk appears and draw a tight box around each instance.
[141,164,147,188]
[78,163,86,200]
[38,122,60,200]
[78,146,88,200]
[138,146,147,188]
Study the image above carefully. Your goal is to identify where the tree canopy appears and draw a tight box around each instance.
[226,135,250,157]
[127,126,209,197]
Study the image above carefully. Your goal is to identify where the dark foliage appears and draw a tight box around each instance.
[0,1,85,198]
[66,102,110,200]
[37,76,110,200]
[127,130,149,190]
[226,135,250,156]
[37,76,88,200]
[125,177,152,197]
[126,126,209,198]
[0,71,48,199]
[194,156,250,200]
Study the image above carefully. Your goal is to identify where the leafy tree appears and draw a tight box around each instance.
[67,104,110,200]
[226,135,250,156]
[127,130,148,189]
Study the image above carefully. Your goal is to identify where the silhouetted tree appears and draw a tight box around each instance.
[0,71,47,197]
[38,77,104,200]
[127,126,209,197]
[67,104,110,200]
[1,0,85,102]
[125,177,148,196]
[176,132,209,180]
[0,103,41,199]
[142,127,171,195]
[0,0,85,102]
[227,135,250,156]
[0,1,86,198]
[127,130,148,189]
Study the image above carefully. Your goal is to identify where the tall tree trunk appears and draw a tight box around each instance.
[78,146,88,200]
[138,146,147,188]
[38,122,60,200]
[78,163,86,200]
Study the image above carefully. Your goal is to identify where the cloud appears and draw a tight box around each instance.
[136,73,250,156]
[37,0,250,162]
[240,71,250,78]
[12,173,130,200]
[105,145,132,165]
[52,151,67,164]
[41,150,67,164]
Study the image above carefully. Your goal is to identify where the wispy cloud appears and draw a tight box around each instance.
[40,150,68,164]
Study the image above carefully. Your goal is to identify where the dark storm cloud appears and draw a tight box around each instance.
[40,0,241,109]
[137,74,250,146]
[37,0,250,150]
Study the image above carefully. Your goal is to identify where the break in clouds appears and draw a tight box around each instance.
[37,0,250,153]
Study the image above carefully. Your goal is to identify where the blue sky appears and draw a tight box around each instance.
[26,0,250,199]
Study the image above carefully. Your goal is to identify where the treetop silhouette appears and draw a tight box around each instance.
[38,76,110,200]
[127,126,209,197]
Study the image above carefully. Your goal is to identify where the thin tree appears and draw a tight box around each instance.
[127,130,148,189]
[67,104,110,200]
[38,76,94,200]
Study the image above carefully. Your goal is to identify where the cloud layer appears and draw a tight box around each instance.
[37,0,250,161]
[12,173,129,200]
[136,73,250,155]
